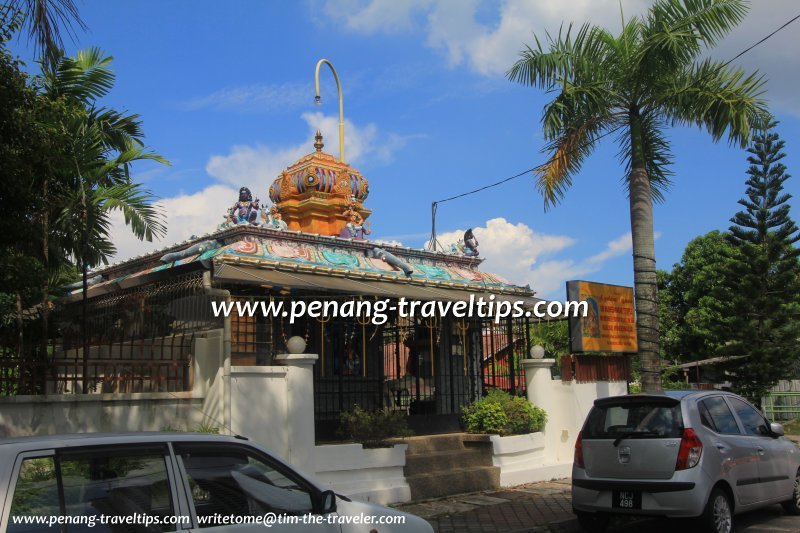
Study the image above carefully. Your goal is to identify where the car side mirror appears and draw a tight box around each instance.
[314,489,336,514]
[770,422,785,437]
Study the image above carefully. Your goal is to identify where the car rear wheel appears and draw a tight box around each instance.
[781,469,800,515]
[575,510,610,532]
[702,487,733,533]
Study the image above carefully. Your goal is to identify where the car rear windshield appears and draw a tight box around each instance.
[583,400,683,439]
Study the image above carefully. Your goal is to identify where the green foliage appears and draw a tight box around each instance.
[529,320,570,357]
[464,402,508,435]
[0,14,166,369]
[338,406,413,448]
[194,422,221,434]
[463,389,547,435]
[718,124,800,404]
[658,231,740,373]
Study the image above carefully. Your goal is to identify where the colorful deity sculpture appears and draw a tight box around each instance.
[449,229,480,257]
[261,204,289,231]
[339,197,371,239]
[226,187,261,226]
[463,228,479,257]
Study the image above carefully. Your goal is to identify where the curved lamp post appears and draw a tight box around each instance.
[314,59,345,163]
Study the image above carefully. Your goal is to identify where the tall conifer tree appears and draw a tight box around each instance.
[723,124,800,404]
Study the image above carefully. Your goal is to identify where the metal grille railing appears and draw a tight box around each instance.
[0,273,221,395]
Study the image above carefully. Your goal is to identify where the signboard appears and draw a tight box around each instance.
[566,280,638,353]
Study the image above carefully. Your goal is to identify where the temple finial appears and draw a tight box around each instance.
[314,130,324,152]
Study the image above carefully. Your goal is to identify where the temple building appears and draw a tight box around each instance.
[42,132,543,440]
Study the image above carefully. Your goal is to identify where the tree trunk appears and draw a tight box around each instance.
[629,167,661,391]
[629,111,662,392]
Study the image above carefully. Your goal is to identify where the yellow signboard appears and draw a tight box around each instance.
[567,281,638,353]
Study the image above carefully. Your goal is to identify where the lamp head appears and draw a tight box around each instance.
[530,344,545,359]
[314,95,322,106]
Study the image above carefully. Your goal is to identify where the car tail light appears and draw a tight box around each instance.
[574,431,585,468]
[675,427,703,470]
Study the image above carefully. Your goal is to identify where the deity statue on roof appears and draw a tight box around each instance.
[339,196,371,240]
[261,204,288,231]
[463,228,479,257]
[224,187,261,226]
[449,229,480,257]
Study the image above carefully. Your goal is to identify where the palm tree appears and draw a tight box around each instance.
[40,49,167,391]
[508,0,770,391]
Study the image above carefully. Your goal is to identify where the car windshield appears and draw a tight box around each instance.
[583,400,683,439]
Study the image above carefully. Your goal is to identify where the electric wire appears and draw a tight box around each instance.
[426,12,800,250]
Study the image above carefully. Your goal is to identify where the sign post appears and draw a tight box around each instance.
[566,281,638,353]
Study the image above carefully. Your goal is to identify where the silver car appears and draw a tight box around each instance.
[0,432,433,532]
[572,391,800,533]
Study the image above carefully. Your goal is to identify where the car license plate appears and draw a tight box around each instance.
[613,489,641,509]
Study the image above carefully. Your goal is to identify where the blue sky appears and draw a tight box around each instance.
[9,0,800,299]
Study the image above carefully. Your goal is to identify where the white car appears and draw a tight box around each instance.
[0,432,433,532]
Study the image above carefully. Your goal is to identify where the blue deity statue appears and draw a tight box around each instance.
[226,187,260,226]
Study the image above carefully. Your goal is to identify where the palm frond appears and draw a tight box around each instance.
[661,58,770,148]
[9,0,86,68]
[507,23,614,91]
[97,182,166,242]
[42,47,114,103]
[650,0,748,47]
[638,0,748,82]
[535,113,620,208]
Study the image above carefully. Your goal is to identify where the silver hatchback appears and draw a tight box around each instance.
[572,391,800,533]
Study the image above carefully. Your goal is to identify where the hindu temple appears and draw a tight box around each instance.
[48,127,543,439]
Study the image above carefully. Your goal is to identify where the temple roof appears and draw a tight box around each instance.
[65,225,531,303]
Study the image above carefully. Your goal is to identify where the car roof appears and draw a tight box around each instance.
[593,389,741,407]
[0,432,250,450]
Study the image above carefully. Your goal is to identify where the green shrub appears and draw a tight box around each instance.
[462,389,547,435]
[463,402,508,434]
[338,406,413,448]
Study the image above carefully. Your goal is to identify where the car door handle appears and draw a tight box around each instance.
[714,443,729,452]
[756,446,765,455]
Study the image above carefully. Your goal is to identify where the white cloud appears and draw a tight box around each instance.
[181,83,311,113]
[587,232,631,264]
[205,111,417,191]
[320,0,432,33]
[320,0,800,115]
[108,184,238,263]
[435,217,635,298]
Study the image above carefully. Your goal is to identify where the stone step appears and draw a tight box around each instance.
[406,466,500,501]
[404,448,491,474]
[402,433,481,454]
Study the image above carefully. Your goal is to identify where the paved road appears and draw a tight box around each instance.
[395,479,800,532]
[608,506,800,532]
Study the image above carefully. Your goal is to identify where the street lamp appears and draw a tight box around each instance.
[314,59,346,163]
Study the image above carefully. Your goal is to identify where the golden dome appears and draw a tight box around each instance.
[267,132,371,236]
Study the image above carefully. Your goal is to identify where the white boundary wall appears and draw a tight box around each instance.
[314,443,411,505]
[0,341,626,505]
